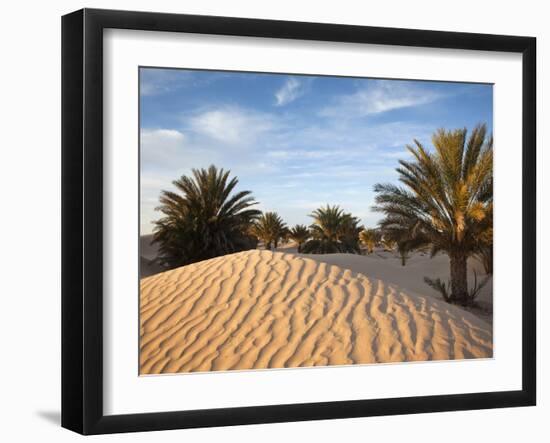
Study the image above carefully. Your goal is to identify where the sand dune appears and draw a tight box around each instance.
[298,251,493,306]
[140,250,492,374]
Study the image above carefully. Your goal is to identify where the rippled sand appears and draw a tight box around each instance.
[140,250,492,374]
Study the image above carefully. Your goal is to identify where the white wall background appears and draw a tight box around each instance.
[0,0,545,441]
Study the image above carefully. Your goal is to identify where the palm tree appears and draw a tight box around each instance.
[340,213,363,251]
[381,229,424,266]
[252,212,288,250]
[153,165,261,268]
[396,240,411,266]
[289,224,310,252]
[302,205,361,254]
[381,236,396,252]
[373,124,493,305]
[359,229,379,254]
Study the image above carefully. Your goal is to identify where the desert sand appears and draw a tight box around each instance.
[140,250,493,374]
[299,251,493,308]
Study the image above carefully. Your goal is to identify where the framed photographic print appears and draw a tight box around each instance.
[61,8,536,435]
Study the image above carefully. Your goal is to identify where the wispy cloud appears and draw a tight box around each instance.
[140,127,227,173]
[140,69,230,96]
[140,70,193,96]
[321,80,445,117]
[274,77,308,106]
[380,149,415,160]
[188,106,278,145]
[139,69,492,233]
[266,149,338,160]
[142,128,185,142]
[140,129,187,166]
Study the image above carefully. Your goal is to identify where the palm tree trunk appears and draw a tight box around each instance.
[450,252,468,304]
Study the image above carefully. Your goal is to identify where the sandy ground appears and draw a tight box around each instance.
[140,250,493,374]
[296,250,493,305]
[139,236,493,312]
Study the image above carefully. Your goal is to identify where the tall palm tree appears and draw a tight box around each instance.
[153,165,261,268]
[373,124,493,305]
[289,224,310,252]
[359,229,379,254]
[302,205,361,254]
[252,212,288,250]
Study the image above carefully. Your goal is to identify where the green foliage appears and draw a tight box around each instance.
[424,270,491,306]
[289,224,310,252]
[374,124,493,303]
[359,229,380,254]
[153,165,260,268]
[301,205,362,254]
[381,227,424,266]
[423,276,451,303]
[381,236,396,252]
[252,212,288,250]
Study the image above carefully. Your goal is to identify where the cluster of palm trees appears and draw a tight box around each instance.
[153,168,365,261]
[302,206,362,254]
[149,164,446,268]
[152,124,493,307]
[251,206,381,255]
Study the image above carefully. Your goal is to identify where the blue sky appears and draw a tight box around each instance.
[140,68,493,235]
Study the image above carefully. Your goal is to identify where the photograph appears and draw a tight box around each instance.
[138,68,494,375]
[51,3,542,436]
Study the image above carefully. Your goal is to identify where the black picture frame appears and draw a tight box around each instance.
[61,8,536,435]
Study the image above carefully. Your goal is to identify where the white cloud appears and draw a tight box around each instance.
[140,81,167,96]
[140,129,188,167]
[321,80,444,117]
[266,149,337,160]
[141,129,186,157]
[282,165,396,180]
[381,149,415,160]
[140,69,231,96]
[140,128,211,171]
[274,77,307,106]
[188,106,276,145]
[140,70,193,96]
[142,128,185,143]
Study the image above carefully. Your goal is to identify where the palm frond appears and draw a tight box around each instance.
[375,124,493,304]
[152,165,260,268]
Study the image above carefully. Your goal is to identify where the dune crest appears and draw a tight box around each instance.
[140,250,492,374]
